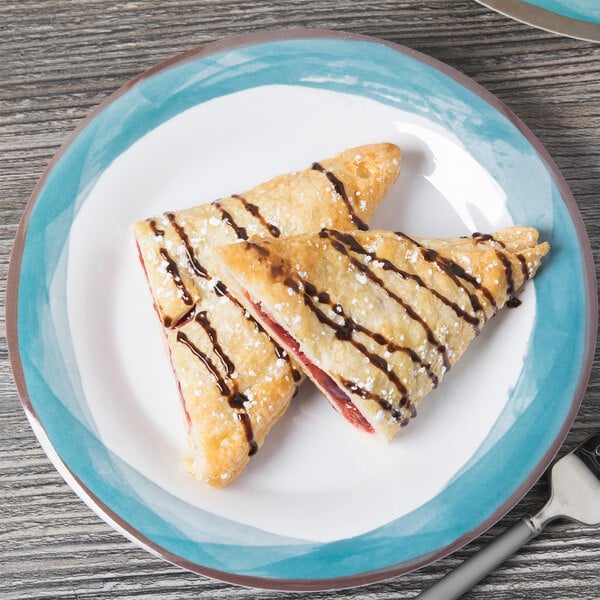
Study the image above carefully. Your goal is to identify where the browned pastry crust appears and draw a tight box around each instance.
[216,227,550,443]
[132,143,402,486]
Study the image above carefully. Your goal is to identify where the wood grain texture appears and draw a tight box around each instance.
[1,1,599,598]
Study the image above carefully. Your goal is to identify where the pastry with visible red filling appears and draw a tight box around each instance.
[215,227,550,442]
[132,143,402,486]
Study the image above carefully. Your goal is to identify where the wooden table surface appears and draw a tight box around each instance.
[2,1,599,598]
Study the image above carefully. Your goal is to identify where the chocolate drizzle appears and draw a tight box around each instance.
[278,270,411,414]
[516,253,529,282]
[472,231,505,247]
[213,200,249,240]
[195,311,235,376]
[207,273,297,378]
[176,329,258,456]
[176,330,228,394]
[311,162,368,231]
[471,232,526,302]
[165,213,209,278]
[153,211,300,402]
[163,214,264,330]
[205,276,299,382]
[472,231,528,302]
[299,278,439,388]
[305,292,409,402]
[233,194,281,237]
[148,219,164,237]
[246,240,270,257]
[319,230,451,372]
[325,229,482,333]
[397,232,497,315]
[496,248,526,309]
[147,216,195,313]
[496,250,515,298]
[159,248,193,306]
[274,344,302,382]
[341,379,411,426]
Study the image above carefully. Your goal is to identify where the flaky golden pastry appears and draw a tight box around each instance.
[132,143,402,486]
[216,227,550,443]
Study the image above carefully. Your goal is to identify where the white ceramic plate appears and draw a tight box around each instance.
[7,30,596,590]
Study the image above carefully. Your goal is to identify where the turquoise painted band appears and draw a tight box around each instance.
[522,0,600,24]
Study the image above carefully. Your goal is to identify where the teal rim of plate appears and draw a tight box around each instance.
[10,32,595,588]
[521,0,600,24]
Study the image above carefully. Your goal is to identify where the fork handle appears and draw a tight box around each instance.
[415,518,540,599]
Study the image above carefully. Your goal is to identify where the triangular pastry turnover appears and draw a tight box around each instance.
[215,227,550,442]
[132,143,401,486]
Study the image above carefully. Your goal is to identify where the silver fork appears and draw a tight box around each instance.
[416,432,600,599]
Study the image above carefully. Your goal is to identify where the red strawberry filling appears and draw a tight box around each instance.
[244,294,374,434]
